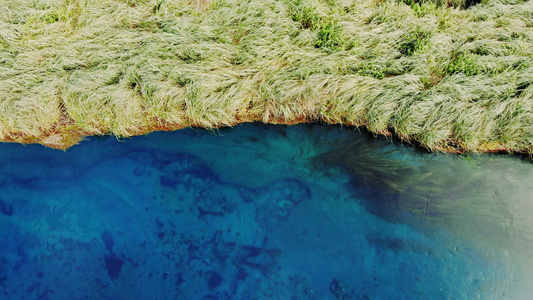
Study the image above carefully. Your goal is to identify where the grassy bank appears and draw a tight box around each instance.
[1,0,532,152]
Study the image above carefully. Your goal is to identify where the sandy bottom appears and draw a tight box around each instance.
[1,123,532,299]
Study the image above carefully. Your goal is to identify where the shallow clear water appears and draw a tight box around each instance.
[0,123,532,299]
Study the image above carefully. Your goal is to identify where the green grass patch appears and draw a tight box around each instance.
[286,0,345,51]
[0,0,532,153]
[398,29,432,56]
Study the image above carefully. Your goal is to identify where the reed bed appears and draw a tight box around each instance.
[0,0,532,151]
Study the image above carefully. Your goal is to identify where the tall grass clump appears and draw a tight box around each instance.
[0,0,532,152]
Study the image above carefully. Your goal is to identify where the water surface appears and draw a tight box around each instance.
[0,123,532,299]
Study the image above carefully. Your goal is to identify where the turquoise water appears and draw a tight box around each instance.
[1,123,532,299]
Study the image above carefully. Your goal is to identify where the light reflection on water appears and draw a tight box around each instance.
[0,123,532,299]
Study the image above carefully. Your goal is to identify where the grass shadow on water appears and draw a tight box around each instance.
[309,130,530,254]
[309,132,430,222]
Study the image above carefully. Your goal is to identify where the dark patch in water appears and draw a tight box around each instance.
[159,175,178,188]
[274,126,287,137]
[157,153,219,190]
[330,278,367,300]
[101,231,114,253]
[198,207,224,217]
[237,246,281,274]
[155,217,164,228]
[186,163,215,179]
[176,272,185,286]
[207,271,223,289]
[368,237,405,253]
[0,198,13,216]
[367,236,432,255]
[104,254,123,280]
[236,266,248,281]
[14,245,28,271]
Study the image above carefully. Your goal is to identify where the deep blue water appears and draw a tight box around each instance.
[1,123,532,299]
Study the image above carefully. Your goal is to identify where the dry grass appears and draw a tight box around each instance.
[0,0,532,152]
